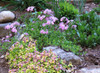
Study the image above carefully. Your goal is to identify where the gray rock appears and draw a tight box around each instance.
[75,65,100,73]
[0,11,15,23]
[43,46,58,51]
[43,46,82,65]
[0,22,11,37]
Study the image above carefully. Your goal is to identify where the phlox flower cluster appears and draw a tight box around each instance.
[59,17,77,30]
[43,9,53,15]
[40,29,48,34]
[26,6,35,12]
[5,21,20,33]
[59,22,69,30]
[37,9,58,34]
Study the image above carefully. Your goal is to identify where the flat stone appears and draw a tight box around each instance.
[75,65,100,73]
[43,46,58,51]
[52,49,65,54]
[43,46,82,65]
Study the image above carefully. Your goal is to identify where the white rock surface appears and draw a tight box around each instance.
[75,65,100,73]
[43,46,82,65]
[0,11,15,23]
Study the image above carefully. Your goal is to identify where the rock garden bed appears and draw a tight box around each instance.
[0,0,100,73]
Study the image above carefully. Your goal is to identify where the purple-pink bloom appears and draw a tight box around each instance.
[42,23,47,27]
[11,27,17,33]
[60,17,66,21]
[65,25,69,30]
[5,25,11,30]
[45,30,48,34]
[72,25,77,29]
[13,21,20,26]
[24,33,28,35]
[6,35,10,38]
[59,22,65,30]
[40,30,45,34]
[40,29,48,34]
[39,15,46,20]
[32,21,35,23]
[43,9,53,15]
[31,28,34,30]
[26,6,35,12]
[49,16,58,22]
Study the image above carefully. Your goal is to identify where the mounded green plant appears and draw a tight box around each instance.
[58,1,79,20]
[6,36,71,73]
[66,11,100,47]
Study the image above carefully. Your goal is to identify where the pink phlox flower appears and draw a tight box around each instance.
[38,15,45,20]
[60,17,66,21]
[32,21,35,23]
[45,29,48,34]
[49,16,58,22]
[24,33,29,35]
[40,30,45,34]
[66,18,70,24]
[26,6,35,12]
[59,22,65,30]
[40,29,48,34]
[31,28,34,30]
[42,23,47,27]
[43,9,53,15]
[11,27,17,33]
[40,15,46,20]
[72,25,77,29]
[13,21,20,26]
[5,24,10,30]
[65,25,69,30]
[6,35,10,38]
[46,20,51,25]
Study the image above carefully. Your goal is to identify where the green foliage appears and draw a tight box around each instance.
[6,36,69,73]
[0,36,17,53]
[1,0,50,10]
[22,10,81,55]
[67,11,100,47]
[58,1,79,20]
[94,6,100,13]
[93,0,100,3]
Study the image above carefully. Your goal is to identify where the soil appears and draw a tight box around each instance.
[0,1,100,73]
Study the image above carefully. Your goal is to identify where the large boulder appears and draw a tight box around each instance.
[0,11,15,23]
[75,65,100,73]
[43,46,82,65]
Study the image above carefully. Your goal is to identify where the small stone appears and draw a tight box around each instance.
[0,55,5,58]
